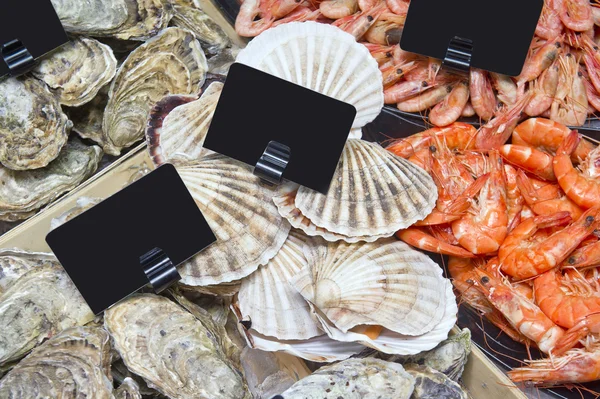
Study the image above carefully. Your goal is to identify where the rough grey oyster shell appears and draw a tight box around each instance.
[278,358,415,399]
[0,76,71,170]
[102,27,207,155]
[115,377,143,399]
[68,85,109,144]
[104,294,251,399]
[0,257,94,369]
[208,46,241,75]
[32,37,117,107]
[0,326,113,398]
[0,249,57,295]
[0,138,102,222]
[404,365,468,399]
[112,360,160,397]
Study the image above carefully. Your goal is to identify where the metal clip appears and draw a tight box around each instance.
[140,247,181,294]
[2,39,35,77]
[442,36,473,75]
[253,141,291,186]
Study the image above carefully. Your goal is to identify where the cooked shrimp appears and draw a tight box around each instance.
[271,7,321,25]
[557,0,594,32]
[406,148,431,170]
[320,0,357,19]
[357,0,378,11]
[364,20,403,45]
[461,101,476,117]
[385,122,477,158]
[385,0,408,14]
[396,227,476,258]
[469,68,496,121]
[384,80,431,104]
[500,145,556,181]
[235,0,274,37]
[364,43,395,64]
[551,53,588,126]
[500,208,599,280]
[584,71,600,112]
[380,62,414,87]
[505,164,525,228]
[536,0,564,40]
[429,224,459,245]
[457,150,488,178]
[332,3,385,39]
[270,0,304,18]
[490,73,517,106]
[452,151,508,254]
[524,62,559,116]
[429,81,469,127]
[517,37,562,86]
[397,84,453,112]
[475,91,531,150]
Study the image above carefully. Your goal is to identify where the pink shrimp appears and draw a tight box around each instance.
[320,0,357,20]
[469,68,496,121]
[551,53,588,126]
[536,0,564,40]
[385,122,477,158]
[331,3,385,39]
[396,227,476,258]
[384,79,432,104]
[490,73,517,106]
[235,0,274,37]
[385,0,408,14]
[500,144,556,181]
[557,0,594,32]
[397,84,453,112]
[428,81,470,127]
[524,61,559,116]
[505,164,525,229]
[517,37,563,86]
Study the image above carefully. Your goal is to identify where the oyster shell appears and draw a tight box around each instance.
[238,230,322,340]
[171,1,231,56]
[0,326,113,398]
[0,249,57,295]
[274,139,437,240]
[292,238,446,336]
[68,85,109,144]
[278,358,415,399]
[50,197,103,230]
[175,154,291,286]
[112,360,160,397]
[105,294,250,399]
[0,138,102,222]
[32,37,117,107]
[103,27,207,155]
[0,259,94,368]
[179,279,242,297]
[209,46,241,75]
[115,377,143,399]
[113,0,173,41]
[147,81,223,165]
[404,365,468,399]
[0,76,71,170]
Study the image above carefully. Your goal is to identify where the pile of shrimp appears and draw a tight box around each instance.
[235,0,600,129]
[388,117,600,386]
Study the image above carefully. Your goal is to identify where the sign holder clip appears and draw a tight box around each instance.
[2,39,35,76]
[140,247,181,294]
[443,36,473,74]
[253,140,291,186]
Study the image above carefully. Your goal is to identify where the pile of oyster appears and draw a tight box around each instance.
[0,0,238,227]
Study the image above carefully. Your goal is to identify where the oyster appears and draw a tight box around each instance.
[115,377,143,399]
[147,81,223,165]
[0,249,57,295]
[105,294,251,399]
[103,27,207,155]
[0,326,113,398]
[278,358,415,399]
[0,76,71,170]
[32,37,117,107]
[292,238,446,336]
[208,46,241,75]
[238,230,323,340]
[68,85,109,144]
[175,153,291,286]
[112,360,160,397]
[274,139,437,241]
[404,365,468,399]
[50,197,103,230]
[0,138,102,222]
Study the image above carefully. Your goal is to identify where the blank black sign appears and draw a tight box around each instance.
[0,0,68,77]
[401,0,543,76]
[46,164,216,314]
[204,63,357,194]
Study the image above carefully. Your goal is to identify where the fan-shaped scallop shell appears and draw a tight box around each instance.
[275,139,437,239]
[238,230,322,340]
[146,81,224,165]
[291,238,446,336]
[0,76,71,170]
[175,153,291,286]
[236,22,383,136]
[32,37,117,107]
[103,27,207,155]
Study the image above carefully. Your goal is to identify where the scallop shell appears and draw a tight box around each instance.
[32,37,117,107]
[276,139,437,239]
[103,27,207,155]
[175,153,291,286]
[50,197,102,231]
[171,2,231,56]
[115,378,143,399]
[0,249,57,295]
[292,238,447,336]
[0,138,102,222]
[405,365,468,399]
[104,294,251,399]
[68,85,109,144]
[179,279,242,297]
[236,22,383,136]
[146,81,224,165]
[0,257,94,368]
[238,230,322,340]
[0,326,113,398]
[279,358,415,399]
[0,76,71,170]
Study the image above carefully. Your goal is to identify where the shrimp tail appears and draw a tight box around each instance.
[554,312,600,355]
[445,173,490,214]
[556,129,581,156]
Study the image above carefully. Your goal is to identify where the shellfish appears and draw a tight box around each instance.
[405,365,468,399]
[115,378,143,399]
[0,249,58,295]
[68,85,108,145]
[171,1,231,56]
[103,27,207,155]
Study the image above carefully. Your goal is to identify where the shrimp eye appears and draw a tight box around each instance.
[578,72,583,77]
[585,216,595,226]
[568,256,576,265]
[555,42,561,48]
[240,319,252,330]
[385,52,392,57]
[566,53,573,58]
[422,81,428,87]
[396,68,403,75]
[446,85,453,93]
[367,15,374,22]
[480,276,490,284]
[595,46,599,51]
[429,145,437,153]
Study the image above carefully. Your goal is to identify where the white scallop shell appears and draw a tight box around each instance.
[291,238,447,336]
[236,22,384,136]
[238,230,322,340]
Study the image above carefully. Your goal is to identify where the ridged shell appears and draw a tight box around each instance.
[0,326,113,398]
[115,378,143,399]
[104,294,251,399]
[50,197,102,231]
[171,2,231,56]
[68,85,109,144]
[309,279,457,355]
[176,153,291,286]
[103,27,207,155]
[279,358,415,399]
[236,22,383,135]
[146,81,223,165]
[0,138,102,221]
[292,238,446,336]
[0,249,57,295]
[238,230,322,340]
[0,258,94,368]
[179,280,242,297]
[0,76,71,170]
[405,365,468,399]
[290,139,437,238]
[32,37,117,107]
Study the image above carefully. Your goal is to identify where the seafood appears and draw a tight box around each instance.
[102,27,207,155]
[32,37,117,107]
[558,0,594,31]
[517,37,562,86]
[105,294,251,399]
[0,76,71,170]
[115,378,143,399]
[474,92,531,150]
[500,144,556,181]
[0,249,59,294]
[320,0,358,19]
[68,86,109,145]
[0,326,113,398]
[490,73,518,106]
[397,84,453,112]
[332,5,386,39]
[428,82,469,126]
[278,358,416,399]
[524,62,559,116]
[397,227,476,258]
[235,0,274,37]
[404,365,468,399]
[536,0,563,40]
[386,122,477,158]
[551,53,588,126]
[469,69,496,121]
